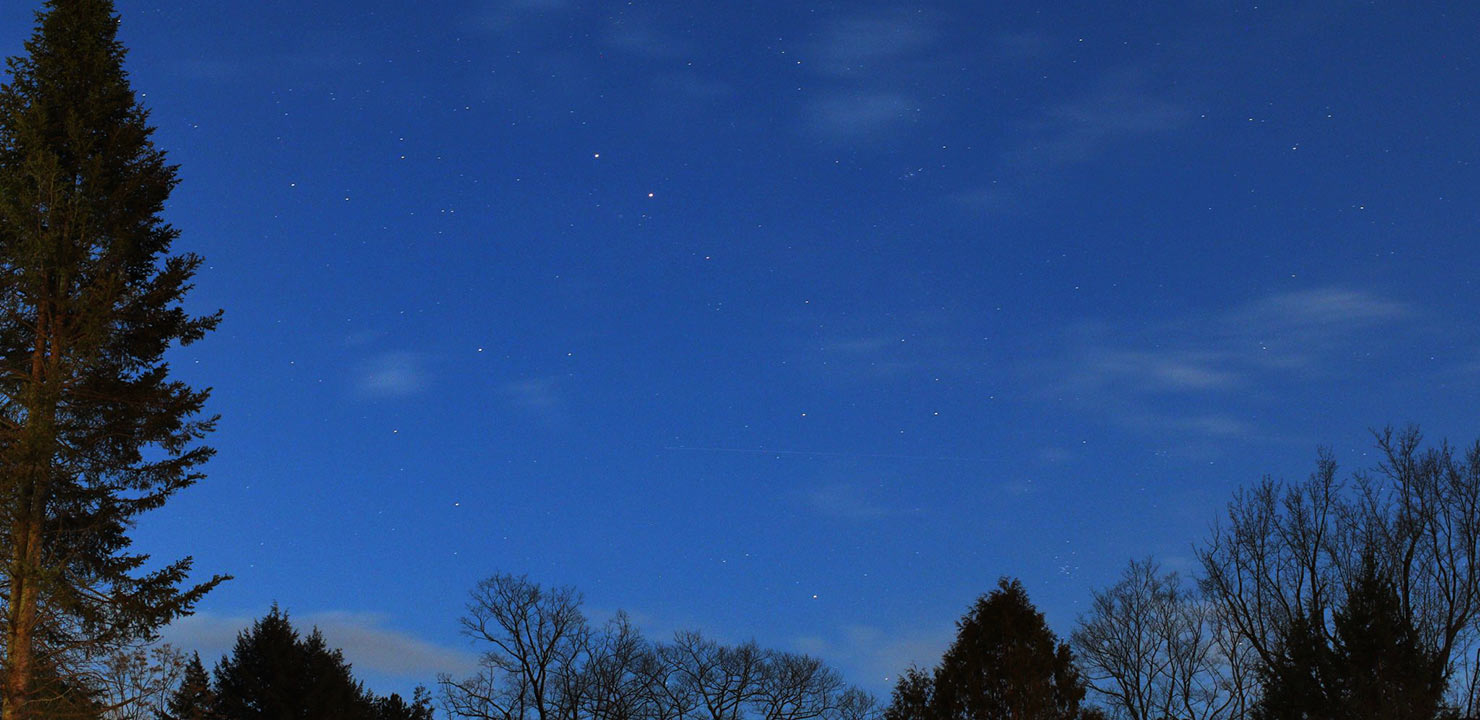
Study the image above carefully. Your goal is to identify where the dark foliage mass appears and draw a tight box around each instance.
[1255,554,1446,720]
[0,0,224,716]
[163,605,433,720]
[160,653,213,720]
[884,578,1098,720]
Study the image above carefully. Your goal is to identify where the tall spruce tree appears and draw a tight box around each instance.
[0,0,224,716]
[1254,554,1448,720]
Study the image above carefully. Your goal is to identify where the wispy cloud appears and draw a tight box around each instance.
[802,9,940,141]
[500,377,566,424]
[604,11,692,59]
[163,611,477,679]
[1061,346,1240,397]
[474,0,572,30]
[993,31,1058,61]
[1035,287,1414,439]
[811,10,938,78]
[508,0,569,9]
[793,624,954,689]
[1224,287,1408,345]
[308,612,480,678]
[959,65,1190,215]
[801,483,911,520]
[651,70,734,102]
[1028,67,1189,166]
[354,351,427,399]
[801,314,970,383]
[807,92,916,140]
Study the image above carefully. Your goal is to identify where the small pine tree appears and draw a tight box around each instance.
[930,578,1090,720]
[160,652,217,720]
[372,686,436,720]
[1254,612,1336,720]
[884,667,934,720]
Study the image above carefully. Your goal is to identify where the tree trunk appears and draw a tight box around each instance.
[4,514,41,720]
[4,305,56,720]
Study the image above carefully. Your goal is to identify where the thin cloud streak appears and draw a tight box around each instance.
[811,10,938,78]
[1033,287,1415,439]
[807,91,915,139]
[804,484,895,520]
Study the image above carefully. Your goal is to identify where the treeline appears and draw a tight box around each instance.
[100,428,1480,720]
[875,428,1480,720]
[1073,428,1480,720]
[63,608,434,720]
[97,575,876,720]
[436,574,876,720]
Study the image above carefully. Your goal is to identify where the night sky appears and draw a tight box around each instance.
[3,0,1478,700]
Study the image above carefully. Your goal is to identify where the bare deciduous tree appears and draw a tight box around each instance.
[439,574,878,720]
[1196,428,1480,710]
[755,653,846,720]
[1359,429,1480,669]
[91,643,186,720]
[1072,559,1249,720]
[580,613,653,720]
[661,632,766,720]
[440,574,590,720]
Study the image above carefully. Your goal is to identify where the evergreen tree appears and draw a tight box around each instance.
[1255,555,1448,720]
[929,578,1090,720]
[1330,560,1446,720]
[211,606,424,720]
[372,687,435,720]
[1253,612,1335,720]
[160,652,217,720]
[0,0,224,716]
[883,667,933,720]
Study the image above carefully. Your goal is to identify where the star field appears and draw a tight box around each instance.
[2,0,1478,700]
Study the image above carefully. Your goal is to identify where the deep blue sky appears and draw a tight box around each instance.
[4,0,1478,700]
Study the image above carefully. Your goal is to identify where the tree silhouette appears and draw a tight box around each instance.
[883,667,932,720]
[1330,555,1446,719]
[0,0,224,715]
[372,687,435,720]
[1199,430,1480,690]
[204,607,434,720]
[440,574,871,720]
[160,652,217,720]
[1072,558,1250,720]
[211,606,373,720]
[1255,554,1448,720]
[928,578,1090,720]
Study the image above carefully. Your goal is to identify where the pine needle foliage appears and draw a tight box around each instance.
[0,1,225,715]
